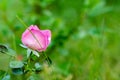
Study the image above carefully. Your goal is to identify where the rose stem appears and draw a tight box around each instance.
[16,15,51,66]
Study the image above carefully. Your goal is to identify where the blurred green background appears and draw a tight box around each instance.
[0,0,120,80]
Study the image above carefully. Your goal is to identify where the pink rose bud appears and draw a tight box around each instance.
[21,25,51,52]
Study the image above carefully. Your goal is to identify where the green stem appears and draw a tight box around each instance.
[12,34,17,53]
[16,15,52,72]
[42,52,51,65]
[16,15,28,28]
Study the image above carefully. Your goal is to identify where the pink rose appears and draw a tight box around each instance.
[21,25,51,52]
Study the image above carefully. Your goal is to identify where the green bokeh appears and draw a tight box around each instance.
[0,0,120,79]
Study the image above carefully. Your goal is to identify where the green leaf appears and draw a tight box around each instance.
[10,61,24,75]
[27,49,32,58]
[32,50,40,57]
[20,44,27,48]
[0,45,16,56]
[0,45,8,54]
[0,70,6,79]
[7,49,16,57]
[45,57,52,65]
[27,76,35,80]
[35,62,42,70]
[11,68,23,75]
[9,61,24,68]
[2,75,10,80]
[34,62,43,73]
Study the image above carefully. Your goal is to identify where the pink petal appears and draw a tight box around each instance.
[40,30,51,46]
[21,25,51,52]
[22,25,40,38]
[22,29,46,52]
[29,25,40,30]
